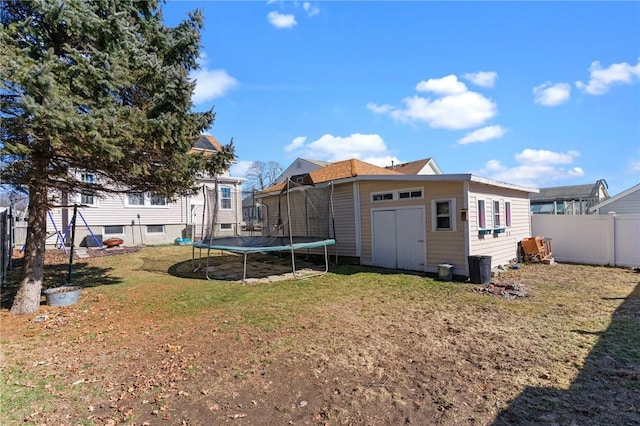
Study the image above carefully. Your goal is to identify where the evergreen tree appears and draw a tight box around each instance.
[1,0,234,314]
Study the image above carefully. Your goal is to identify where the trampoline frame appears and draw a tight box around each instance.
[192,236,336,282]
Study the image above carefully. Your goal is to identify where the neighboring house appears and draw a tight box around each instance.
[274,158,331,185]
[530,179,609,214]
[242,195,263,229]
[588,183,640,214]
[47,135,245,247]
[258,158,538,278]
[386,158,442,175]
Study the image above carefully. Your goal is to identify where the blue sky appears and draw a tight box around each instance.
[163,1,640,196]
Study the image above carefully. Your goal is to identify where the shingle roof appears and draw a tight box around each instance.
[259,158,401,194]
[386,158,433,175]
[192,134,222,152]
[309,159,402,183]
[530,184,595,201]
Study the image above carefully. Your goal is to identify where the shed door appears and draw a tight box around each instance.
[372,208,425,271]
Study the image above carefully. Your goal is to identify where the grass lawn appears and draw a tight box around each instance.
[1,245,638,425]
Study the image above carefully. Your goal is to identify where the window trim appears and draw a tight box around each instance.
[478,199,486,229]
[431,198,457,232]
[77,172,99,207]
[493,200,501,228]
[371,192,394,202]
[126,193,145,207]
[505,201,512,227]
[372,187,424,202]
[125,192,168,208]
[219,186,232,210]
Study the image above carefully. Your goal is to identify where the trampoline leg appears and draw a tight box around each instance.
[323,244,329,274]
[242,253,248,283]
[291,249,298,279]
[204,247,213,281]
[292,245,330,280]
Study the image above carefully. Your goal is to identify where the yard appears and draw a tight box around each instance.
[1,246,638,425]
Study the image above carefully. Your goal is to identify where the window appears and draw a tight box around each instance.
[505,202,512,227]
[126,192,167,207]
[127,193,145,206]
[149,194,167,206]
[436,201,451,230]
[220,223,232,230]
[399,189,423,199]
[146,225,164,234]
[478,200,486,228]
[104,225,124,235]
[80,172,97,206]
[220,187,232,209]
[372,192,393,201]
[372,187,424,202]
[493,201,501,227]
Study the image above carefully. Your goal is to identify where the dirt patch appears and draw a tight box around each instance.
[1,247,638,425]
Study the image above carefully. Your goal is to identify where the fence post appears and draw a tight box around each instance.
[608,212,616,266]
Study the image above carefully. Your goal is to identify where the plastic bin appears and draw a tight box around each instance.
[438,263,454,281]
[468,255,491,284]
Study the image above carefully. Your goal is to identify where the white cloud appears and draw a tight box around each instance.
[229,160,254,178]
[515,148,579,165]
[390,92,497,130]
[284,133,395,164]
[533,82,571,107]
[463,71,498,88]
[576,59,640,95]
[366,102,392,114]
[472,149,584,187]
[416,75,467,95]
[303,2,319,17]
[284,136,307,152]
[267,11,297,28]
[458,125,507,145]
[190,68,238,105]
[371,74,498,130]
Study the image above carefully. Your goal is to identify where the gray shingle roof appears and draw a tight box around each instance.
[530,184,595,202]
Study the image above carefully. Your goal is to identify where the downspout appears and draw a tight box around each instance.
[463,181,470,277]
[353,181,361,258]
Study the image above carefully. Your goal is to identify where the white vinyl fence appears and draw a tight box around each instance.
[531,214,640,268]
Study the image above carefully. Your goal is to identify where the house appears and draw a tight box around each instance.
[274,158,331,185]
[530,179,609,214]
[258,158,538,278]
[46,135,246,247]
[386,158,442,175]
[588,183,640,214]
[242,195,263,230]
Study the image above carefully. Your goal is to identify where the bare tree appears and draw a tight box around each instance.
[246,161,283,191]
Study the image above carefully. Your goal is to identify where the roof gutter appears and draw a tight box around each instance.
[256,173,539,196]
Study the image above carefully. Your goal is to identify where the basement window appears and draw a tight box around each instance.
[104,225,124,235]
[146,225,164,234]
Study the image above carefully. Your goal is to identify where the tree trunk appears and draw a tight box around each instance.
[10,183,49,315]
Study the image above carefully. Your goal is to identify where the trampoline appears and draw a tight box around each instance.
[192,179,336,282]
[193,236,336,281]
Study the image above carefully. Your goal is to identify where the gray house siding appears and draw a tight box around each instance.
[590,185,640,215]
